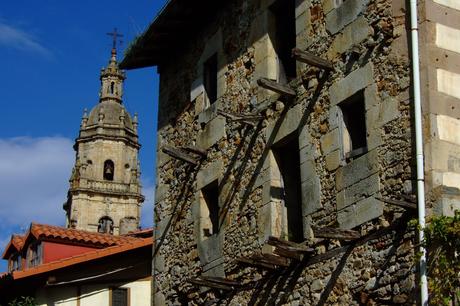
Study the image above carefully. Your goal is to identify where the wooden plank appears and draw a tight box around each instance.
[162,146,199,165]
[291,48,334,70]
[200,276,242,287]
[257,78,296,97]
[189,278,233,291]
[266,236,313,252]
[273,247,303,261]
[236,257,277,270]
[313,227,361,240]
[217,110,262,121]
[375,197,417,210]
[181,145,207,158]
[251,253,290,267]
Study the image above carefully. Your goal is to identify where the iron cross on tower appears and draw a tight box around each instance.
[106,28,123,54]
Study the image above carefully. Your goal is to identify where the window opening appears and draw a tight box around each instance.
[273,135,303,242]
[9,254,21,272]
[112,287,128,306]
[203,53,218,106]
[110,82,115,94]
[201,180,219,237]
[98,216,114,234]
[104,160,114,181]
[28,242,42,268]
[339,90,367,160]
[270,0,297,83]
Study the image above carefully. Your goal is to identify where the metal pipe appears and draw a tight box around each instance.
[409,0,429,304]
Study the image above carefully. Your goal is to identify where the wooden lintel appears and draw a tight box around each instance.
[162,146,199,165]
[181,145,207,158]
[200,276,242,287]
[237,257,277,270]
[375,197,417,210]
[257,78,296,97]
[292,48,334,71]
[313,227,361,240]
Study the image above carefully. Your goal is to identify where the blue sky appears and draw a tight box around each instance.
[0,1,167,271]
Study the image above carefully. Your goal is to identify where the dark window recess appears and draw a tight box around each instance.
[273,136,303,242]
[270,0,297,82]
[203,53,218,105]
[112,288,128,306]
[104,160,114,181]
[28,242,42,268]
[98,217,114,234]
[202,180,219,236]
[339,90,367,160]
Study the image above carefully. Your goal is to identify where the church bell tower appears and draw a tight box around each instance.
[64,44,144,235]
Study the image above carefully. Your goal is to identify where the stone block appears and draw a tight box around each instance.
[325,0,369,34]
[325,149,341,171]
[437,68,460,100]
[426,139,460,172]
[330,63,374,106]
[196,116,226,150]
[322,0,336,15]
[432,114,460,146]
[156,150,171,167]
[254,168,270,189]
[301,176,322,215]
[197,102,218,125]
[154,254,165,273]
[434,194,460,216]
[326,16,372,58]
[258,201,284,244]
[190,78,204,102]
[196,159,223,190]
[296,11,309,36]
[295,0,310,18]
[366,97,400,131]
[328,106,340,130]
[336,149,379,190]
[338,196,382,229]
[321,128,340,155]
[336,173,380,210]
[364,83,379,110]
[300,159,316,182]
[155,184,168,203]
[267,103,303,144]
[434,0,460,11]
[154,292,166,306]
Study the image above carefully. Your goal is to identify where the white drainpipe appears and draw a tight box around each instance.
[409,0,429,304]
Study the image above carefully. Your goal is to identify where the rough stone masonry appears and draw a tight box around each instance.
[121,0,460,304]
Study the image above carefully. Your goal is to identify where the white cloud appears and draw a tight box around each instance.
[0,20,52,58]
[0,137,74,227]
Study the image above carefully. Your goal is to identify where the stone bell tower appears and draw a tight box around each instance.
[64,47,144,235]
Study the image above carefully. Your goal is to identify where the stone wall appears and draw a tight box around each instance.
[153,0,419,304]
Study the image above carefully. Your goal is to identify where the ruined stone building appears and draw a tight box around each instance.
[121,0,460,304]
[64,48,144,235]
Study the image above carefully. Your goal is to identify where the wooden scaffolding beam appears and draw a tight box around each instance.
[189,276,242,291]
[162,145,200,165]
[266,236,315,261]
[257,78,296,97]
[217,110,263,126]
[181,145,207,158]
[375,197,417,210]
[313,227,361,240]
[292,48,334,71]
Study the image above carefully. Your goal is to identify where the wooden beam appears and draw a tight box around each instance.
[162,146,199,165]
[257,78,296,97]
[236,257,277,270]
[251,253,290,267]
[375,197,417,210]
[292,48,334,71]
[313,227,361,240]
[266,236,313,252]
[217,110,263,121]
[189,278,233,291]
[273,247,303,261]
[181,145,207,158]
[200,276,242,287]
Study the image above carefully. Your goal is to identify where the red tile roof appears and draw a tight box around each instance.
[26,223,139,248]
[12,237,152,280]
[2,235,26,259]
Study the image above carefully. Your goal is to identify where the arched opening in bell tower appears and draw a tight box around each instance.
[103,160,114,181]
[110,81,115,94]
[98,216,114,234]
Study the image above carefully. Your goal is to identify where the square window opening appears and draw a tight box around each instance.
[270,0,297,83]
[111,287,128,306]
[339,90,368,160]
[201,180,219,237]
[203,53,218,106]
[272,135,303,243]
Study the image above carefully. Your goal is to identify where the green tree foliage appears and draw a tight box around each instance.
[6,296,36,306]
[424,211,460,305]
